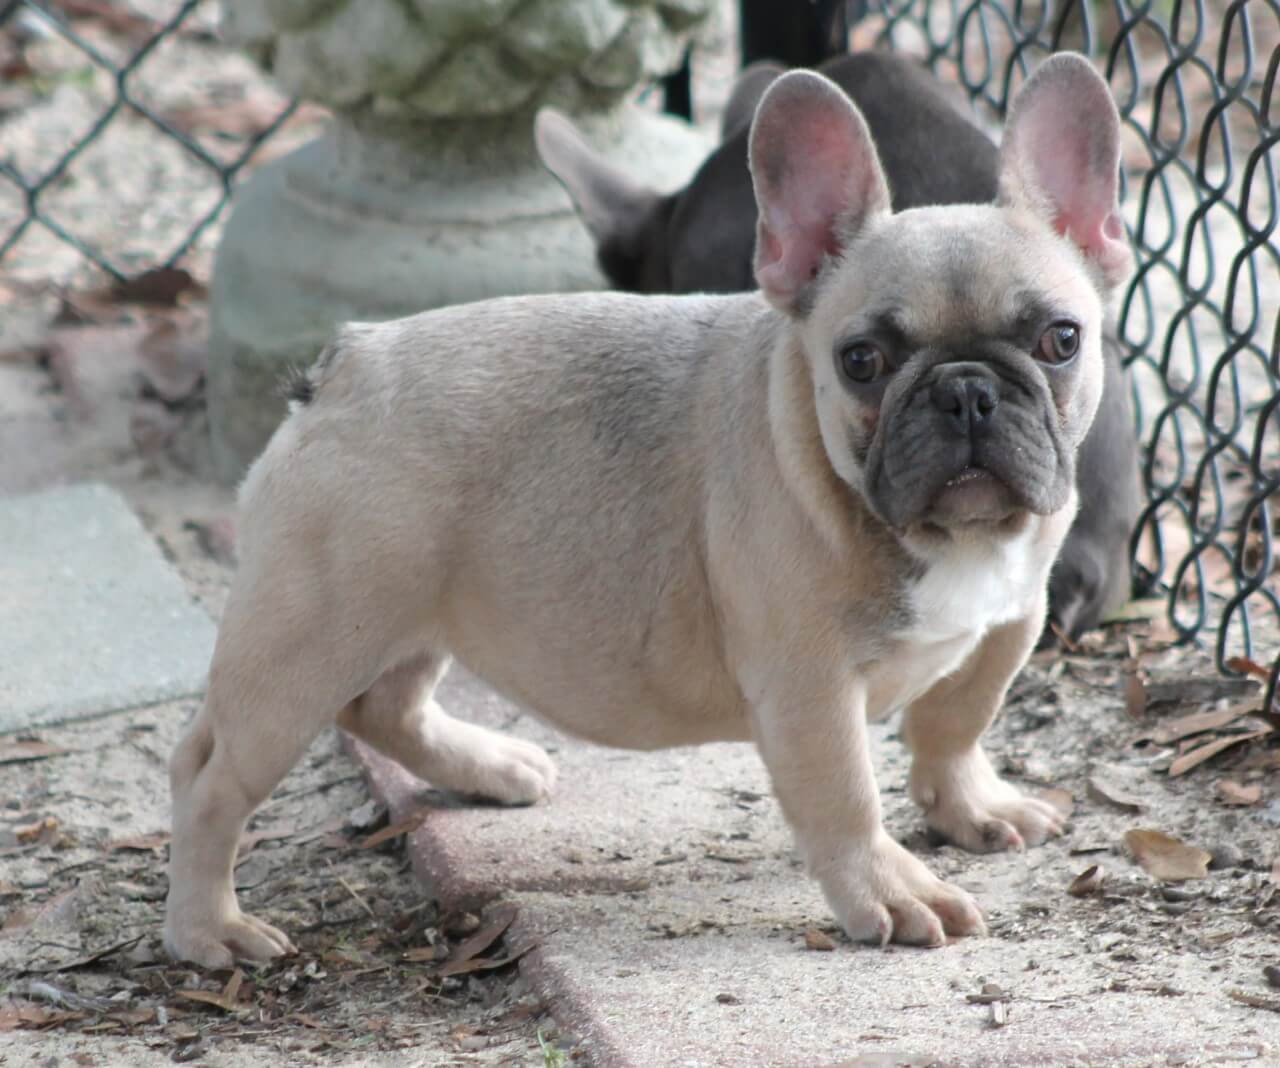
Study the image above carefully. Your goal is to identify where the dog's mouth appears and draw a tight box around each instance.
[928,466,1020,524]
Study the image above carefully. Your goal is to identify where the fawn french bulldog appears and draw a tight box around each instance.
[165,54,1131,967]
[536,51,1141,639]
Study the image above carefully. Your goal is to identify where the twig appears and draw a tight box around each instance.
[335,875,376,921]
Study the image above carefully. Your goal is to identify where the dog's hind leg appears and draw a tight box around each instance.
[164,576,392,968]
[338,652,557,806]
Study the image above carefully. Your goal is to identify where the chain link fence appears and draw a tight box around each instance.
[1,1,1278,707]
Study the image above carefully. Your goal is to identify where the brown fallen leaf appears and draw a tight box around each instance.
[1124,828,1211,882]
[1068,864,1106,897]
[359,811,427,850]
[1225,656,1272,682]
[1124,670,1148,719]
[1227,989,1280,1014]
[402,942,449,964]
[1216,780,1263,806]
[432,904,517,972]
[0,1000,84,1031]
[0,740,71,765]
[16,816,58,844]
[435,944,534,978]
[1087,769,1146,813]
[290,1012,330,1030]
[51,0,160,41]
[1039,787,1075,816]
[1143,702,1257,745]
[177,969,246,1014]
[236,821,295,857]
[1168,730,1271,778]
[804,927,836,951]
[1144,676,1260,709]
[112,267,203,307]
[107,832,169,853]
[34,934,145,974]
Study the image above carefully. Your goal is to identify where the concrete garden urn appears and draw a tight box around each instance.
[208,0,715,480]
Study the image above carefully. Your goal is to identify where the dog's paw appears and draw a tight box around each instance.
[819,832,986,947]
[468,733,558,806]
[910,746,1066,853]
[164,907,297,969]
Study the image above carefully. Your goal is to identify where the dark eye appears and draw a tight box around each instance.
[1036,321,1080,365]
[837,341,886,384]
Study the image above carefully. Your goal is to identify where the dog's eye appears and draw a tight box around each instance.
[837,341,886,384]
[1036,322,1080,365]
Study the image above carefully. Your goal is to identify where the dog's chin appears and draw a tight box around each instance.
[926,467,1021,525]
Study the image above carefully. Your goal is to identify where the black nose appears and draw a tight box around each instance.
[930,370,999,436]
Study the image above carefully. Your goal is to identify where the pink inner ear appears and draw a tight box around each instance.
[1004,61,1133,287]
[751,74,890,309]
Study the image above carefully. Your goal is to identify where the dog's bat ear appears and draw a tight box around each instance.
[720,61,785,141]
[748,70,891,315]
[998,53,1133,292]
[535,107,662,255]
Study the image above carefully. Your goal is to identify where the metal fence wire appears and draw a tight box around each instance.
[1,1,1278,709]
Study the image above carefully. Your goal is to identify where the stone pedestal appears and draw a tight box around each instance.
[209,0,714,481]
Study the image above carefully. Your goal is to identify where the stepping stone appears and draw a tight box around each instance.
[0,483,215,730]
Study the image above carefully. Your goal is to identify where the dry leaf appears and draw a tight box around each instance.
[16,816,58,843]
[107,832,168,853]
[0,1000,83,1031]
[236,822,295,857]
[433,904,517,972]
[1144,702,1257,745]
[38,935,145,974]
[1124,671,1148,719]
[53,0,160,40]
[1124,829,1211,882]
[1216,780,1263,806]
[402,943,448,964]
[1226,989,1280,1014]
[804,927,836,951]
[176,969,246,1014]
[1068,864,1106,897]
[435,945,533,978]
[1145,677,1259,709]
[111,267,202,306]
[1168,730,1270,778]
[0,741,71,765]
[1087,769,1146,813]
[358,811,427,850]
[1039,787,1075,816]
[1100,598,1165,624]
[1225,656,1272,682]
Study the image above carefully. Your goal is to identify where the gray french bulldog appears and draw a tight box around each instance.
[164,55,1131,968]
[536,51,1142,639]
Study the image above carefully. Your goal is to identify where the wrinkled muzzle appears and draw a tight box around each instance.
[865,360,1074,529]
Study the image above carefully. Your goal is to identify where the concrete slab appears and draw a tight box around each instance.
[350,666,1279,1068]
[0,482,216,729]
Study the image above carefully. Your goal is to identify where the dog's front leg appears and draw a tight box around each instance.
[750,668,985,947]
[902,608,1066,853]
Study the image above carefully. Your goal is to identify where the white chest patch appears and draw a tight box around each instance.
[905,527,1046,645]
